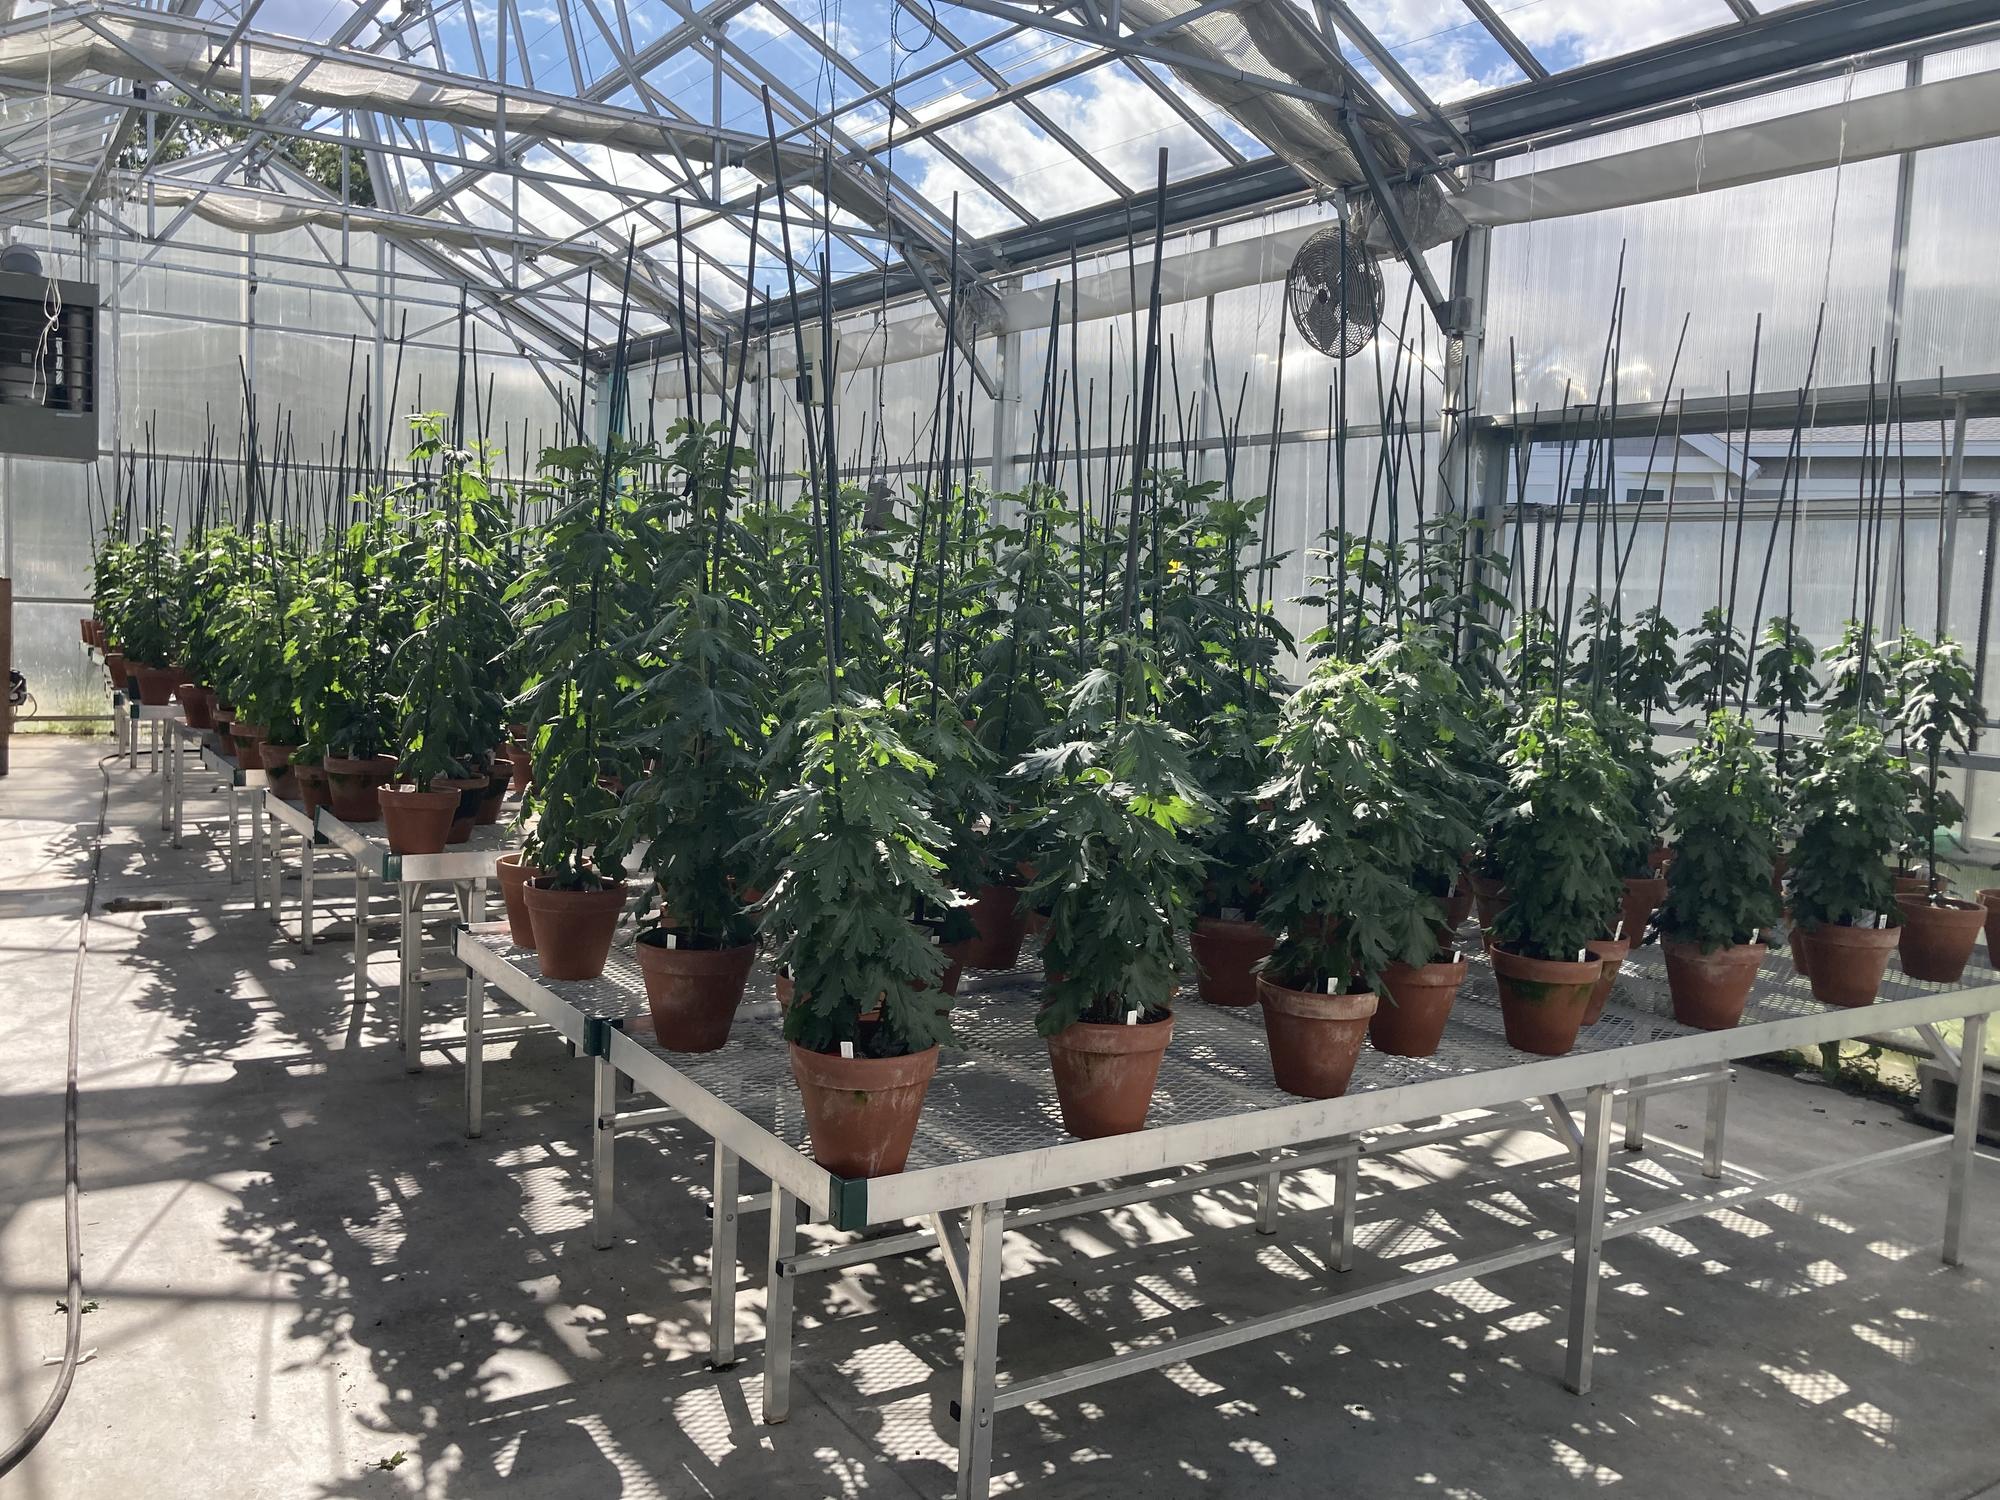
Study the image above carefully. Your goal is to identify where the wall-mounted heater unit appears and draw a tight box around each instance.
[0,259,98,463]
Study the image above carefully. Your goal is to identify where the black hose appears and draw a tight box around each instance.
[0,753,113,1479]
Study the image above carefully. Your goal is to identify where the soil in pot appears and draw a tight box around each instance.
[1619,874,1667,946]
[791,1039,939,1177]
[1664,940,1767,1030]
[1895,895,1989,983]
[495,853,545,949]
[1489,945,1600,1056]
[1581,936,1630,1026]
[433,775,487,844]
[1800,921,1899,1008]
[178,684,214,730]
[1258,976,1377,1098]
[378,784,458,856]
[636,933,758,1051]
[1190,916,1276,1007]
[1980,888,2000,960]
[961,883,1028,970]
[324,754,397,822]
[257,742,302,802]
[295,762,330,819]
[1046,1014,1174,1138]
[523,878,629,981]
[1370,954,1468,1058]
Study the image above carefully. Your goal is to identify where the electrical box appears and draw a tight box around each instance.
[0,270,98,463]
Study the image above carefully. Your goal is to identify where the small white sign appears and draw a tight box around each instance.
[839,1040,855,1059]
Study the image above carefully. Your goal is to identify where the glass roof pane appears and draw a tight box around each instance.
[1504,0,1743,74]
[1335,1,1529,104]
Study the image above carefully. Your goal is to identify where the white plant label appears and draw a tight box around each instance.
[839,1041,854,1059]
[1125,1009,1138,1025]
[666,933,677,950]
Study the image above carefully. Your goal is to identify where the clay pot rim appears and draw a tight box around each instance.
[325,753,398,773]
[380,783,459,804]
[525,876,629,897]
[1256,975,1379,1021]
[1193,914,1273,938]
[788,1038,940,1078]
[1895,893,1986,919]
[1800,920,1901,946]
[1045,1014,1176,1055]
[1487,943,1602,981]
[1383,953,1469,982]
[495,851,545,874]
[635,930,758,961]
[1661,938,1769,961]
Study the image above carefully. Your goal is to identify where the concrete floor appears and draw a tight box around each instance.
[3,735,2000,1500]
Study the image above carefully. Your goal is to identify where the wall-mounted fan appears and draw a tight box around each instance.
[1285,224,1382,359]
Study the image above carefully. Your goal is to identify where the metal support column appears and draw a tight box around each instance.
[400,882,422,1072]
[1565,1085,1615,1395]
[299,828,316,950]
[352,871,370,1005]
[955,1200,1005,1500]
[1944,1011,1987,1267]
[1703,1072,1730,1180]
[1624,1080,1647,1152]
[763,1185,798,1424]
[710,1145,741,1368]
[1332,1153,1358,1273]
[591,1053,617,1250]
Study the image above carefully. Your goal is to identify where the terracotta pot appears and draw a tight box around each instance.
[1190,916,1276,1007]
[1619,874,1667,946]
[1771,849,1789,897]
[295,762,330,819]
[133,663,180,706]
[431,774,486,844]
[1489,944,1600,1056]
[178,684,214,730]
[230,722,267,765]
[1582,936,1629,1026]
[256,741,302,802]
[1895,895,1988,984]
[1801,921,1899,1008]
[324,754,397,822]
[378,784,458,856]
[1469,870,1510,933]
[1980,889,2000,961]
[1785,914,1811,977]
[961,883,1028,970]
[774,968,796,1010]
[212,717,236,762]
[1647,844,1674,875]
[1370,954,1468,1057]
[102,651,128,691]
[1664,940,1767,1030]
[1892,870,1936,898]
[790,1041,939,1178]
[1046,1015,1174,1138]
[523,878,629,980]
[1443,873,1476,933]
[495,853,544,949]
[475,759,510,825]
[636,935,758,1051]
[509,738,533,791]
[1257,976,1376,1098]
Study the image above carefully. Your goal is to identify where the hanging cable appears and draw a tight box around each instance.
[0,753,115,1479]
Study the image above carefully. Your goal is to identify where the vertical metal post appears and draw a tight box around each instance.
[1703,1072,1730,1180]
[955,1200,1005,1500]
[989,312,1024,499]
[464,882,487,1138]
[352,871,370,1005]
[763,1185,797,1424]
[709,1145,741,1368]
[1944,1011,1987,1267]
[590,1053,617,1249]
[1565,1085,1614,1395]
[1333,1152,1358,1273]
[225,782,240,882]
[400,881,422,1072]
[249,789,265,912]
[1623,1080,1647,1152]
[1256,1169,1280,1235]
[299,830,316,950]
